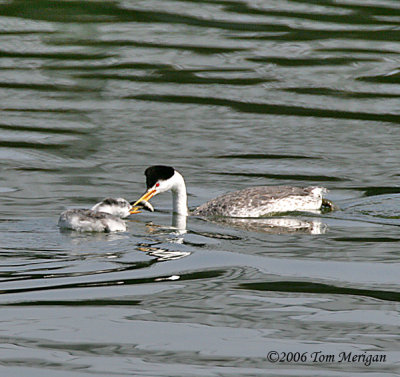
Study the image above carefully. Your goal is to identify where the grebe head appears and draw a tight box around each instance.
[91,198,132,218]
[146,165,177,194]
[131,165,188,215]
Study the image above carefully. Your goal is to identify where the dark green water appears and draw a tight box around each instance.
[0,1,399,376]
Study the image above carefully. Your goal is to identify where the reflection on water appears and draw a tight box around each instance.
[1,0,400,375]
[137,243,190,262]
[59,228,131,243]
[216,216,327,234]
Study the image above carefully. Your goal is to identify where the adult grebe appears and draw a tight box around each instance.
[59,197,153,232]
[131,166,333,218]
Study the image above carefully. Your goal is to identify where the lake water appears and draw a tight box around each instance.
[0,0,400,376]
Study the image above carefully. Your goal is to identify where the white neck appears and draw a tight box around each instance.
[171,171,188,216]
[172,213,187,231]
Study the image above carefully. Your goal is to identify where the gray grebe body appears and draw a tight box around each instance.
[132,166,331,218]
[58,198,153,232]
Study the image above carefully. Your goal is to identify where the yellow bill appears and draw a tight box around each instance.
[131,189,157,207]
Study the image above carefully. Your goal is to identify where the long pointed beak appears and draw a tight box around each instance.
[129,189,157,214]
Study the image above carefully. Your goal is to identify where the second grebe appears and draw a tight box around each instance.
[59,197,153,232]
[131,166,333,218]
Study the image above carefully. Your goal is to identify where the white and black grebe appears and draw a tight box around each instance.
[59,197,153,232]
[131,166,334,218]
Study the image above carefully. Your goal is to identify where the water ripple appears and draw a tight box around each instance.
[238,281,400,303]
[130,94,400,123]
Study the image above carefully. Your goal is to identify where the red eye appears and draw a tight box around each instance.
[155,183,160,187]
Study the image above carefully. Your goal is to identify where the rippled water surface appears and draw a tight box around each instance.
[1,0,400,376]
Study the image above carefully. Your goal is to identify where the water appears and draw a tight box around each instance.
[1,0,400,375]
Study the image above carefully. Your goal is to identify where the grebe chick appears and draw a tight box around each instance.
[59,197,154,232]
[131,166,333,218]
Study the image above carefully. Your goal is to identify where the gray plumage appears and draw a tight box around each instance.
[192,185,327,217]
[58,197,154,233]
[58,209,127,232]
